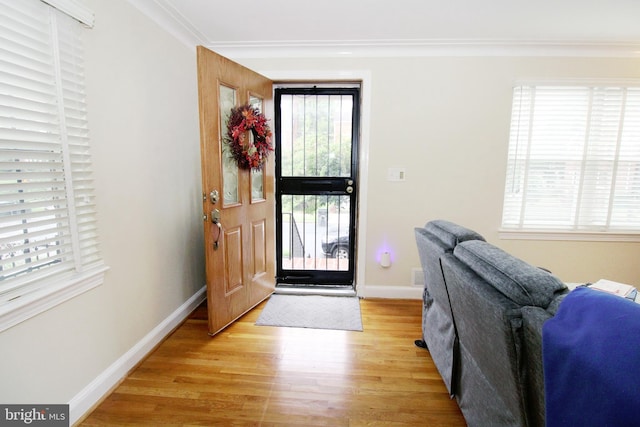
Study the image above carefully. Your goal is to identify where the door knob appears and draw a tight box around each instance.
[211,209,221,249]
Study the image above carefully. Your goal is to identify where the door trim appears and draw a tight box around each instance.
[259,69,372,296]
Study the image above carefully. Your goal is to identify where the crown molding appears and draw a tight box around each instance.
[126,1,640,59]
[207,40,640,59]
[126,0,207,49]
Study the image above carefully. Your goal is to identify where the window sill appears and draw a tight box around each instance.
[499,229,640,242]
[0,263,109,333]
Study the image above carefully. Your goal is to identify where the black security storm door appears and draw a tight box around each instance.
[275,87,360,288]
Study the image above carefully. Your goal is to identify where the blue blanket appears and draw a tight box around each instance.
[542,287,640,427]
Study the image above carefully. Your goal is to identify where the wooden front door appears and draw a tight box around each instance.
[196,47,275,336]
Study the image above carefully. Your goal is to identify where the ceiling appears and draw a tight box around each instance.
[128,0,640,57]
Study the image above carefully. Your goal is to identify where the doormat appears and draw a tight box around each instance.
[256,294,363,331]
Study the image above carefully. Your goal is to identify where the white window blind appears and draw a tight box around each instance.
[0,0,105,330]
[502,84,640,236]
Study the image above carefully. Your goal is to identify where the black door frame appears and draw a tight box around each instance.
[274,86,360,287]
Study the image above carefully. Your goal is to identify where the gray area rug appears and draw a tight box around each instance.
[256,294,363,331]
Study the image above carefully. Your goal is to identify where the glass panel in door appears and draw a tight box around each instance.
[219,84,238,206]
[250,95,265,202]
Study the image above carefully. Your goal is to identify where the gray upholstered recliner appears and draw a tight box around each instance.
[415,220,568,427]
[413,220,485,397]
[442,240,567,426]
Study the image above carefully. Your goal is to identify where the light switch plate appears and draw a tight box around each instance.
[387,167,406,181]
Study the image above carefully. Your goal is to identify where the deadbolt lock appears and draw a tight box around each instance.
[210,190,219,204]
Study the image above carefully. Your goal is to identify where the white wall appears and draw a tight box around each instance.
[0,0,204,414]
[238,55,640,289]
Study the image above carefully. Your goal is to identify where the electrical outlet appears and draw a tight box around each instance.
[411,268,424,286]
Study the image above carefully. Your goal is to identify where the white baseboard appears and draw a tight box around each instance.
[68,285,207,425]
[357,284,423,299]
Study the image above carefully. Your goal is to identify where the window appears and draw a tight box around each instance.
[0,0,105,331]
[501,83,640,240]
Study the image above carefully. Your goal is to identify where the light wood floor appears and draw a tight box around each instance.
[80,298,466,426]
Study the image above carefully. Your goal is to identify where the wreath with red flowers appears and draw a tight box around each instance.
[224,104,273,171]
